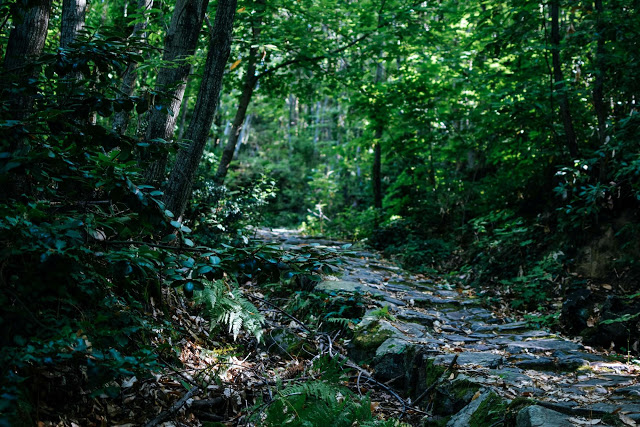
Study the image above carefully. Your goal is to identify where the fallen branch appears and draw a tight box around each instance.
[144,386,200,427]
[247,293,312,333]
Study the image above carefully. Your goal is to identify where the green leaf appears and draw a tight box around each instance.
[161,234,177,243]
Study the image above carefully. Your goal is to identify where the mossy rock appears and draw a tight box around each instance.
[465,391,505,427]
[408,356,446,398]
[420,415,451,427]
[348,319,395,363]
[432,377,482,416]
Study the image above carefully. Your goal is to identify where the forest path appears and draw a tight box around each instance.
[256,228,640,426]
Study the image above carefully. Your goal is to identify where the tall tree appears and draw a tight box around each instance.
[372,60,385,212]
[112,0,154,135]
[60,0,87,49]
[2,0,52,122]
[144,0,209,184]
[550,0,578,158]
[164,0,238,218]
[213,0,264,184]
[592,0,607,148]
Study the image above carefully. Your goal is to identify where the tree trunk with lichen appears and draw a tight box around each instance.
[164,0,237,218]
[143,0,209,184]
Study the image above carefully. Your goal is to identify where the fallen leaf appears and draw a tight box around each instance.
[618,414,637,426]
[569,417,601,425]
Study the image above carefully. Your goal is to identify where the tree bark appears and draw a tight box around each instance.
[213,0,264,185]
[372,60,385,213]
[113,0,153,135]
[592,0,607,147]
[60,0,87,49]
[373,126,383,210]
[550,0,578,158]
[164,0,237,218]
[144,0,209,184]
[2,0,51,121]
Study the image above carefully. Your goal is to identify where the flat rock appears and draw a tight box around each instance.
[615,385,640,397]
[443,334,480,343]
[556,355,589,371]
[472,321,530,332]
[315,280,384,296]
[505,339,582,354]
[379,295,406,306]
[434,352,504,369]
[580,402,640,418]
[516,405,574,427]
[384,282,415,292]
[396,308,437,325]
[516,357,556,371]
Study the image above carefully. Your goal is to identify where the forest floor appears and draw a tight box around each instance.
[251,229,640,426]
[41,229,640,426]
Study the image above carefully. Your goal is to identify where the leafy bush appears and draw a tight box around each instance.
[369,218,454,272]
[188,175,276,245]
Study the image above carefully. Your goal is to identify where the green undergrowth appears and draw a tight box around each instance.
[247,355,407,426]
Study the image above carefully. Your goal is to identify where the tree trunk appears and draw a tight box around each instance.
[2,0,51,121]
[550,0,578,158]
[592,0,607,148]
[373,126,383,210]
[113,0,153,135]
[372,60,385,213]
[176,67,194,141]
[60,0,87,49]
[164,0,237,218]
[213,1,264,185]
[235,113,252,157]
[144,0,209,184]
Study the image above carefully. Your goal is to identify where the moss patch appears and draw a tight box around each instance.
[467,392,505,427]
[349,320,395,363]
[433,377,481,416]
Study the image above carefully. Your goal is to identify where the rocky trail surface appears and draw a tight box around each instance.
[257,229,640,426]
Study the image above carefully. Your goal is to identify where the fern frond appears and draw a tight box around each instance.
[195,280,264,341]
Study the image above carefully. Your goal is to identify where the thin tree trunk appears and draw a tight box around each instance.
[235,113,252,157]
[313,100,322,145]
[213,64,257,184]
[373,126,383,210]
[288,94,297,148]
[550,0,578,158]
[113,0,153,135]
[164,0,237,218]
[592,0,607,147]
[144,0,209,184]
[2,0,51,122]
[213,0,264,185]
[176,67,194,141]
[372,60,385,213]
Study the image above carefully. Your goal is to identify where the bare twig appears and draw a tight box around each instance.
[247,294,312,333]
[144,385,200,427]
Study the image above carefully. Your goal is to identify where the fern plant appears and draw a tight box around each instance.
[195,280,265,341]
[247,356,406,426]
